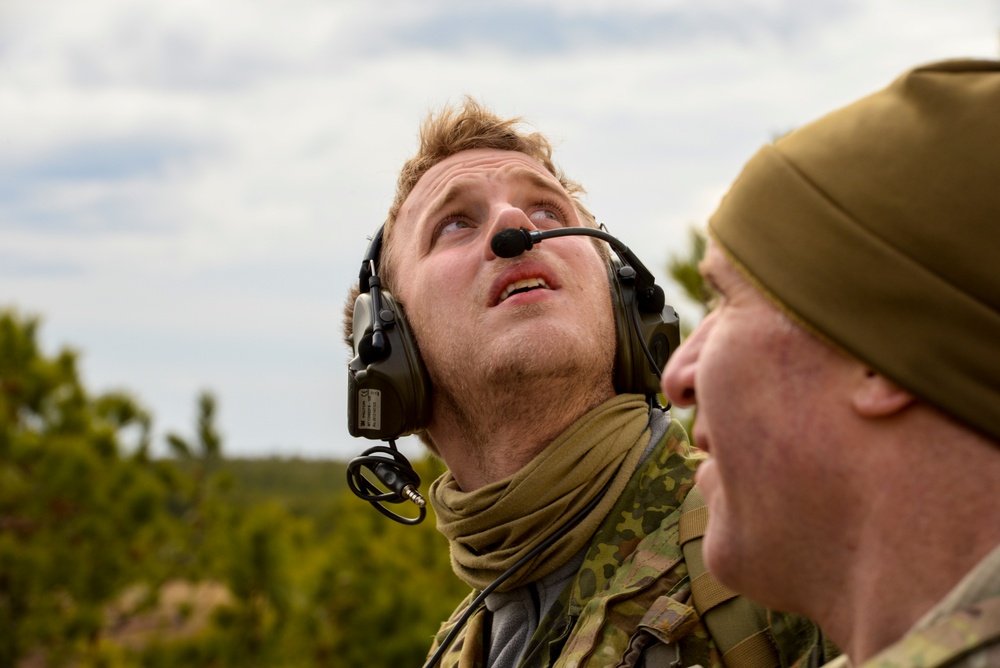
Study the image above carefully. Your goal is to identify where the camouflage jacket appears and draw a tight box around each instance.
[426,418,826,668]
[847,544,1000,668]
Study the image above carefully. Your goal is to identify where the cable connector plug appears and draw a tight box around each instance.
[373,461,426,508]
[346,442,427,525]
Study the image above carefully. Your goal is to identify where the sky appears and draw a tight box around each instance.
[2,0,998,460]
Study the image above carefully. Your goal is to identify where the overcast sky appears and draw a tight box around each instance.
[2,0,998,460]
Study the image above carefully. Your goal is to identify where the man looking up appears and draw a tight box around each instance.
[345,99,828,667]
[662,59,1000,668]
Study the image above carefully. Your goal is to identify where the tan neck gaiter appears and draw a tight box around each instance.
[429,393,650,593]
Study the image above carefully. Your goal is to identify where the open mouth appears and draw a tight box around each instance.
[499,277,550,302]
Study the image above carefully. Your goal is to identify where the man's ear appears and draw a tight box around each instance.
[852,370,916,417]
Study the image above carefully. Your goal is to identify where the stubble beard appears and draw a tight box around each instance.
[426,307,617,458]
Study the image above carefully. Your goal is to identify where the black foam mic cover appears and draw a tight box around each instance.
[491,228,534,258]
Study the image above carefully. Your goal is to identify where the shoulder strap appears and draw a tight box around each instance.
[858,596,1000,668]
[679,485,780,668]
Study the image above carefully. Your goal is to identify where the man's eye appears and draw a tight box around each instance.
[528,209,560,225]
[438,219,472,236]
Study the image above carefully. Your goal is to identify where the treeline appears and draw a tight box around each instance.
[220,458,350,528]
[0,309,468,668]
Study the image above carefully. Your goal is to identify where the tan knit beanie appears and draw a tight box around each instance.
[709,59,1000,441]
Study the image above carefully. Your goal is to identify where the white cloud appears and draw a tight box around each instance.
[1,0,997,458]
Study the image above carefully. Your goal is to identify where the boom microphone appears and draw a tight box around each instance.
[490,227,665,313]
[491,228,535,258]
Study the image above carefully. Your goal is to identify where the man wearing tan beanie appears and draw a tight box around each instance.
[661,58,1000,667]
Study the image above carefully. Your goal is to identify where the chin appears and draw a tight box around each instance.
[489,346,612,394]
[500,318,607,361]
[483,348,575,381]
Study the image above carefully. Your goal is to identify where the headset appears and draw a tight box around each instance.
[347,225,432,443]
[345,223,680,522]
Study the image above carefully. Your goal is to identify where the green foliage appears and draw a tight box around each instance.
[0,309,187,667]
[0,308,466,668]
[666,227,711,334]
[220,458,349,523]
[302,457,463,667]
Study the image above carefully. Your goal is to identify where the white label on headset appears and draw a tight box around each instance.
[358,389,381,431]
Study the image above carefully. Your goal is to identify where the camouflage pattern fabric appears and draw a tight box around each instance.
[426,418,831,668]
[544,417,709,668]
[428,419,827,668]
[850,596,1000,668]
[426,419,705,667]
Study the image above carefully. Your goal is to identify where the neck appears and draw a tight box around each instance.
[806,414,1000,664]
[428,373,617,491]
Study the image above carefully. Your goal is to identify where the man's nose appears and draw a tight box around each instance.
[661,328,702,408]
[484,207,537,260]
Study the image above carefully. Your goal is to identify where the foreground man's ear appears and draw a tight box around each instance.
[852,370,916,418]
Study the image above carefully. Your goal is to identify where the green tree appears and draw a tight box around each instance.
[0,309,184,667]
[163,390,234,579]
[303,457,467,667]
[667,227,711,334]
[166,392,221,469]
[0,309,507,667]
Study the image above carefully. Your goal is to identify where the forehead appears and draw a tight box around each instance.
[397,148,565,226]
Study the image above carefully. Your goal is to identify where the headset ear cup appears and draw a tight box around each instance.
[348,290,432,440]
[609,258,681,397]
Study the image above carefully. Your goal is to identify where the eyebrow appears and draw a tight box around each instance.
[424,167,569,220]
[425,181,470,220]
[509,168,568,200]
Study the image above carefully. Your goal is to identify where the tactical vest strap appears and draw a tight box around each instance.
[679,484,780,668]
[724,628,781,668]
[691,571,740,612]
[678,505,708,545]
